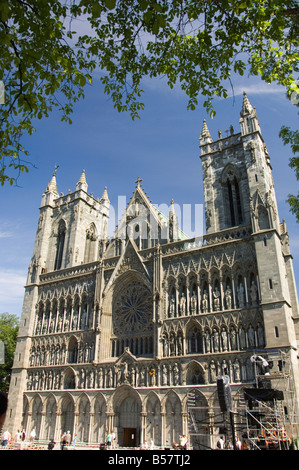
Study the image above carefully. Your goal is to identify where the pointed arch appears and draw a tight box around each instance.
[63,367,76,390]
[163,391,182,445]
[30,394,43,439]
[186,320,203,354]
[43,393,57,441]
[185,360,206,385]
[84,223,97,263]
[67,335,79,364]
[77,393,91,443]
[144,391,162,446]
[221,164,243,228]
[92,392,107,444]
[60,393,75,437]
[54,219,66,270]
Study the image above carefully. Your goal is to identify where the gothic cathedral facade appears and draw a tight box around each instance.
[6,93,299,449]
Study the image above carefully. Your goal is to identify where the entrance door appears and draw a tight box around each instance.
[123,428,137,447]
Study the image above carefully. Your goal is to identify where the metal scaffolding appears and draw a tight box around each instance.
[240,349,299,450]
[187,349,299,450]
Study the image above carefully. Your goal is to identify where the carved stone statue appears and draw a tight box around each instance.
[169,295,175,318]
[250,281,258,304]
[202,290,208,313]
[179,292,186,315]
[237,283,245,308]
[213,287,221,311]
[221,328,228,351]
[204,330,211,353]
[224,286,232,310]
[212,328,219,352]
[190,291,197,315]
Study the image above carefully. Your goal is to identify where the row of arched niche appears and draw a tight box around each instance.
[165,268,259,318]
[21,385,230,447]
[160,320,265,357]
[26,350,257,393]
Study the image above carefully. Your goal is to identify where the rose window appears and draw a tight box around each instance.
[113,281,152,335]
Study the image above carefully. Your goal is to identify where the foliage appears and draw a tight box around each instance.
[0,0,298,185]
[279,108,299,222]
[0,313,19,392]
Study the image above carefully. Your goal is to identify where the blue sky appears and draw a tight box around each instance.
[0,72,298,317]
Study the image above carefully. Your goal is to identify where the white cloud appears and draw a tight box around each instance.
[0,269,26,315]
[226,81,285,98]
[0,230,13,239]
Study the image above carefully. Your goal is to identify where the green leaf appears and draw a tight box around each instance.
[104,0,116,10]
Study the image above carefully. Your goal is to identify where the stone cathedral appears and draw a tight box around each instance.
[6,93,299,449]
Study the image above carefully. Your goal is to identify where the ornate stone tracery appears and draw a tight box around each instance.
[113,281,152,335]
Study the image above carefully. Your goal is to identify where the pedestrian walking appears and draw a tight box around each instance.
[1,429,11,448]
[61,432,67,450]
[106,432,112,448]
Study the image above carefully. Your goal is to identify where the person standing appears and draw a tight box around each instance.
[66,430,71,446]
[1,429,11,448]
[106,432,112,448]
[61,432,67,450]
[216,436,225,449]
[236,437,242,450]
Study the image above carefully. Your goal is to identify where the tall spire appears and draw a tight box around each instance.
[200,119,213,145]
[239,91,261,135]
[169,199,178,242]
[46,166,58,194]
[169,199,175,217]
[101,186,109,203]
[76,169,88,192]
[241,91,254,116]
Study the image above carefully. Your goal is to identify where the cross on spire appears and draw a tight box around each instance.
[135,176,143,187]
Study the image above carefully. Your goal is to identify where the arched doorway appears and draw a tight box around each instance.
[119,396,140,447]
[114,387,142,447]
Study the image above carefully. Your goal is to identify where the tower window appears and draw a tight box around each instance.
[222,166,244,229]
[275,326,279,338]
[54,220,66,270]
[269,279,273,289]
[84,224,96,263]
